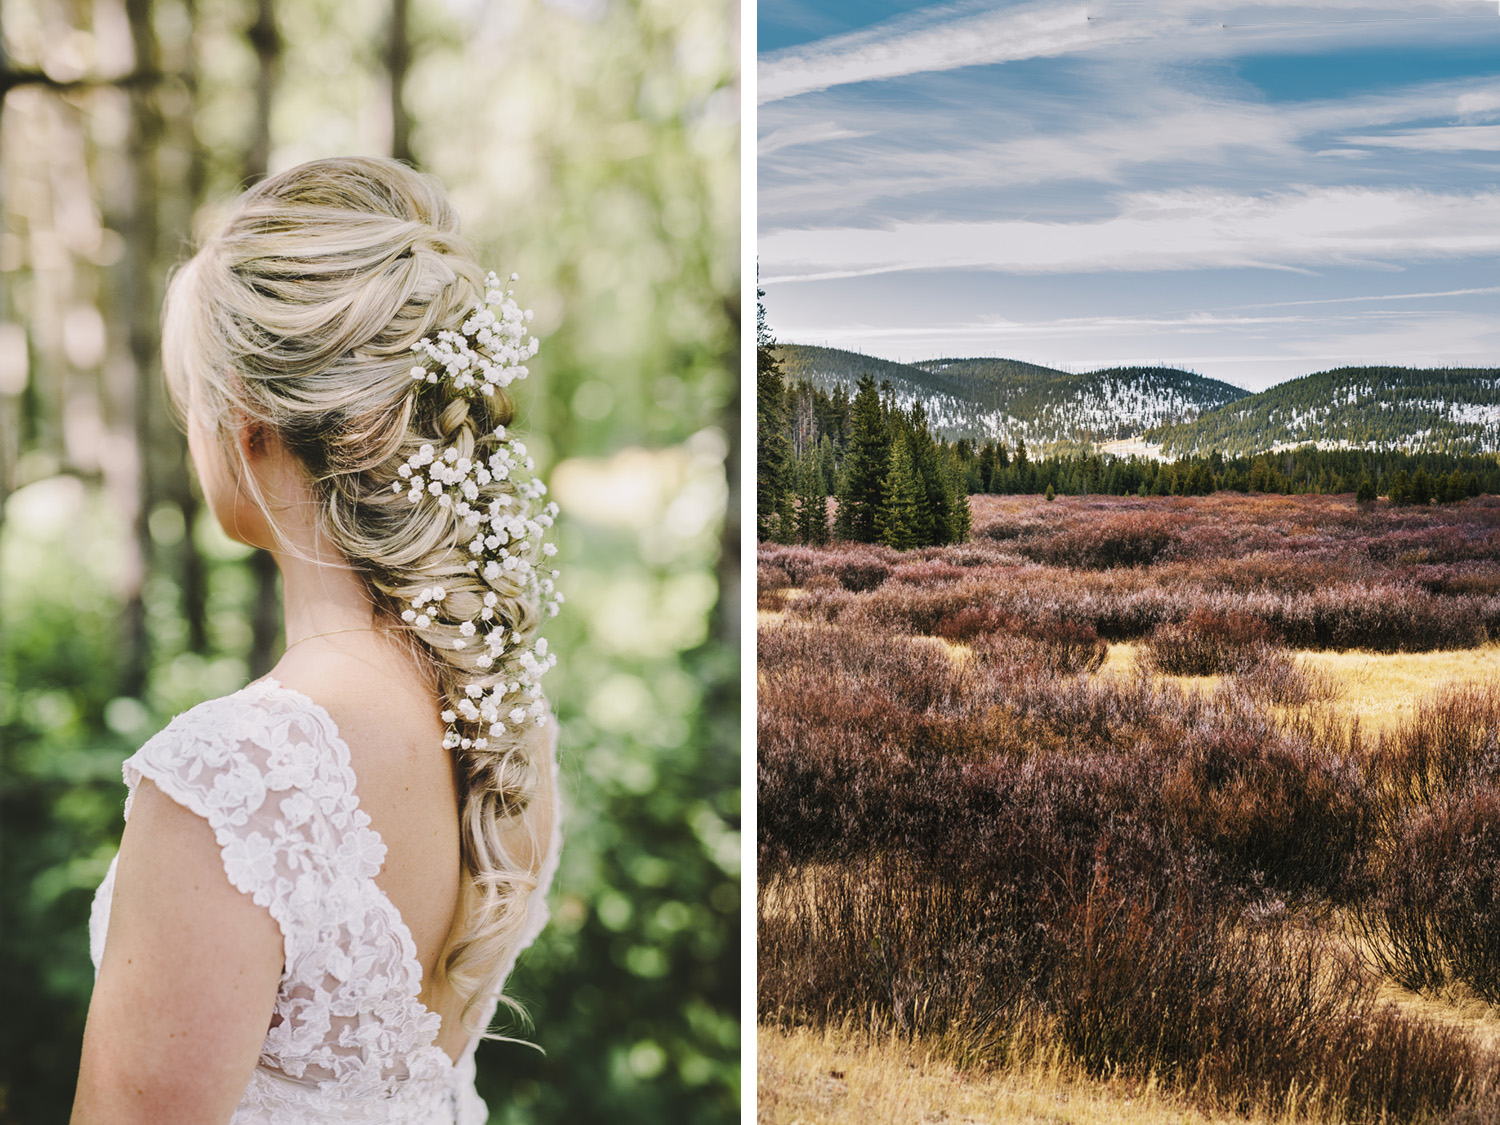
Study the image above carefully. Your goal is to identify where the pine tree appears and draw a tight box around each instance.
[834,374,887,542]
[1356,473,1376,504]
[1411,466,1433,506]
[945,453,972,541]
[755,290,792,541]
[877,433,923,550]
[793,453,829,545]
[1390,468,1412,505]
[977,442,997,493]
[904,403,950,545]
[816,434,837,494]
[1012,437,1030,492]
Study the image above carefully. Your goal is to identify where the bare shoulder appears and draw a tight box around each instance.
[269,639,449,788]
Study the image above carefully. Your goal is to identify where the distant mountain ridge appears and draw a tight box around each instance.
[774,343,1248,447]
[1147,366,1500,457]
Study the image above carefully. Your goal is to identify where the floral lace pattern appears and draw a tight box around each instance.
[89,678,559,1124]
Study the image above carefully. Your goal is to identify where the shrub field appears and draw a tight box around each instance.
[759,493,1500,1123]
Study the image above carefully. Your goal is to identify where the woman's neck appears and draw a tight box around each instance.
[276,546,381,647]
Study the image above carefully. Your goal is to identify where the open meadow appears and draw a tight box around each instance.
[759,493,1500,1123]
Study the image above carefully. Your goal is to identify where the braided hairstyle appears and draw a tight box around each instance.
[161,156,557,1031]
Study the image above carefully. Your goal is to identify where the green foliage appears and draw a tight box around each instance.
[877,435,923,550]
[1391,469,1413,505]
[754,351,970,551]
[475,484,737,1124]
[1412,467,1434,506]
[833,376,888,544]
[757,292,793,544]
[792,454,829,547]
[950,442,1500,504]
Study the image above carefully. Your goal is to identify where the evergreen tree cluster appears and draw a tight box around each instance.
[756,308,972,548]
[950,442,1500,502]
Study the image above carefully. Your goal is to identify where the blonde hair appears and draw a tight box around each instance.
[162,155,554,1032]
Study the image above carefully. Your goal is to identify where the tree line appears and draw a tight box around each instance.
[953,442,1500,504]
[757,307,971,549]
[756,306,1500,549]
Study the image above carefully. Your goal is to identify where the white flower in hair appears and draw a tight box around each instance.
[400,272,561,754]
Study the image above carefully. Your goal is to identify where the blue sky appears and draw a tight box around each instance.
[757,1,1500,390]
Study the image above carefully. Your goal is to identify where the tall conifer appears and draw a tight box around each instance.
[878,434,923,550]
[834,374,888,542]
[756,290,792,541]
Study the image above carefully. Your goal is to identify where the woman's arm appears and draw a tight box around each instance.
[71,779,284,1125]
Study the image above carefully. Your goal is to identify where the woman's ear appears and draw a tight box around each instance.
[238,419,269,462]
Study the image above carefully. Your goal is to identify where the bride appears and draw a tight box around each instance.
[71,156,562,1123]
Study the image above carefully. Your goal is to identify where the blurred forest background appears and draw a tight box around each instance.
[0,0,740,1121]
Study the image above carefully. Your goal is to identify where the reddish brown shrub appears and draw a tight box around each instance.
[890,560,968,585]
[969,621,1107,678]
[834,555,891,592]
[757,544,825,586]
[1160,722,1367,894]
[1020,512,1180,569]
[1051,895,1478,1121]
[1231,651,1339,706]
[757,564,791,592]
[1143,609,1273,676]
[1367,682,1500,813]
[934,605,1016,643]
[1353,784,1500,1003]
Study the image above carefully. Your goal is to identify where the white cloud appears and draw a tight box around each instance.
[761,187,1500,280]
[1456,89,1500,121]
[1340,124,1500,151]
[760,67,1500,228]
[759,3,1141,105]
[757,0,1490,104]
[758,121,873,156]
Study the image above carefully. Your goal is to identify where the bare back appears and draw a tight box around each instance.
[271,638,471,1060]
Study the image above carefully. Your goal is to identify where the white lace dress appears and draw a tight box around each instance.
[88,678,561,1124]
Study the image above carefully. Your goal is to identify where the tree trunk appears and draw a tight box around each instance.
[171,0,210,653]
[245,0,280,187]
[116,0,164,699]
[388,0,413,165]
[244,0,283,677]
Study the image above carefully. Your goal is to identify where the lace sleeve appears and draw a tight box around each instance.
[122,689,385,963]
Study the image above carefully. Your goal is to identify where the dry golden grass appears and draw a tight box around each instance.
[1296,646,1500,735]
[1104,643,1500,734]
[758,1024,1318,1125]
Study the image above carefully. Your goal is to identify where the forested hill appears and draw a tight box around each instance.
[1148,367,1500,457]
[774,343,1247,446]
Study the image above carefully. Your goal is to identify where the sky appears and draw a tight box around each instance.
[757,0,1500,391]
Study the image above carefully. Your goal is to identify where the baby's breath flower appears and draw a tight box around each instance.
[396,271,561,753]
